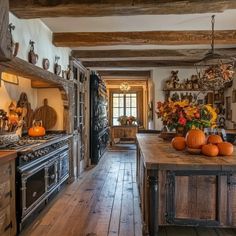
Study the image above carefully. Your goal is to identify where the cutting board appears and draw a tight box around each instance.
[33,98,57,130]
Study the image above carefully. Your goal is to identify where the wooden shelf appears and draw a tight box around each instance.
[0,57,73,88]
[163,88,213,92]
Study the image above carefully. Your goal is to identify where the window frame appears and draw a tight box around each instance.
[111,92,138,126]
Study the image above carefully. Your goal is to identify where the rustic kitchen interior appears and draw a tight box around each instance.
[1,1,236,236]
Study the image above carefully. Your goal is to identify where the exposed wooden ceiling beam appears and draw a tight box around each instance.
[97,70,151,77]
[53,31,236,47]
[82,60,197,68]
[72,48,236,61]
[9,0,236,18]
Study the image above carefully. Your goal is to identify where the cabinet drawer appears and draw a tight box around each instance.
[0,163,11,183]
[0,206,11,235]
[124,127,137,138]
[0,180,11,211]
[0,163,11,211]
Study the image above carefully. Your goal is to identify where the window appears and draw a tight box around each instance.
[112,93,137,125]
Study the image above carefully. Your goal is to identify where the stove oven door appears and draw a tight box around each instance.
[58,151,69,182]
[46,159,58,192]
[20,163,46,217]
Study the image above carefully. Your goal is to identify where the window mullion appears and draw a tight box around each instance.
[124,94,126,116]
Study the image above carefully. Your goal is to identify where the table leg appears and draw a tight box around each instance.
[148,175,159,236]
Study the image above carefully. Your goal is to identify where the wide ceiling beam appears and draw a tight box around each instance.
[82,60,197,68]
[72,48,236,61]
[9,0,236,18]
[97,70,151,77]
[53,31,236,47]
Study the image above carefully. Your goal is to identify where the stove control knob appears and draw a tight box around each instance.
[28,153,34,160]
[39,150,44,156]
[23,155,29,162]
[35,151,40,157]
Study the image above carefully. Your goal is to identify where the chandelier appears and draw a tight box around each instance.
[195,15,235,91]
[120,82,131,92]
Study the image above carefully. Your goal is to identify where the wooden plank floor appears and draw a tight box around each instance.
[21,145,236,236]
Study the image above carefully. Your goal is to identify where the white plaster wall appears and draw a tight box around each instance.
[9,13,71,73]
[0,77,37,111]
[0,14,71,130]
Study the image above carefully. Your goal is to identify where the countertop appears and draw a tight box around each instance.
[136,133,236,171]
[0,150,17,165]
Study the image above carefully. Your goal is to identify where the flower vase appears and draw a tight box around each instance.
[176,126,186,137]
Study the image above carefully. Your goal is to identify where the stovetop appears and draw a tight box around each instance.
[0,132,68,151]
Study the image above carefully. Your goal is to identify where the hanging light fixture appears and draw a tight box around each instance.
[120,82,131,93]
[195,15,235,91]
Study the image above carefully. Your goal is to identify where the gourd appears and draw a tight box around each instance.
[171,137,186,151]
[202,144,219,157]
[207,134,223,145]
[217,142,233,156]
[28,120,45,137]
[186,129,206,149]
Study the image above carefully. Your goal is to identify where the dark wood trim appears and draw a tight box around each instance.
[98,70,151,77]
[53,31,236,47]
[9,0,236,18]
[0,0,11,61]
[82,60,196,68]
[72,48,236,60]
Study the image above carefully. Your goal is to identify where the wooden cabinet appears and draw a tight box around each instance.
[136,134,236,236]
[0,152,17,236]
[111,125,138,144]
[0,0,11,61]
[70,59,90,177]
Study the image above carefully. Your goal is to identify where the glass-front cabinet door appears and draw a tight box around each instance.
[70,59,89,177]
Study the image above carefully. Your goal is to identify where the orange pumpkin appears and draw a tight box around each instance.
[207,134,223,145]
[185,129,206,149]
[171,137,186,151]
[202,144,219,157]
[28,120,45,137]
[217,142,234,156]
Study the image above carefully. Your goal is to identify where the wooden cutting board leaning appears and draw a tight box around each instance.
[33,98,57,130]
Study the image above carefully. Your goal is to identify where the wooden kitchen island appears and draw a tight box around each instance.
[0,151,17,236]
[136,134,236,236]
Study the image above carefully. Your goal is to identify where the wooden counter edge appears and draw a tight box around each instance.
[0,151,17,165]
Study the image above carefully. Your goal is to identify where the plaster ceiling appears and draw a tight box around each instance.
[41,9,236,69]
[41,10,236,51]
[42,10,236,33]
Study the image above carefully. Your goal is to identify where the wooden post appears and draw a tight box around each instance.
[148,174,159,236]
[0,0,11,61]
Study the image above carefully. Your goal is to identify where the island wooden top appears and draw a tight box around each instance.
[136,133,236,171]
[0,151,17,165]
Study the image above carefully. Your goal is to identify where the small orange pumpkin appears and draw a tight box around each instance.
[186,129,206,149]
[217,142,234,156]
[202,144,219,157]
[207,134,223,145]
[171,137,186,151]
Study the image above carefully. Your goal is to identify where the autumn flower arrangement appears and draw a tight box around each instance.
[156,99,217,132]
[118,115,136,125]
